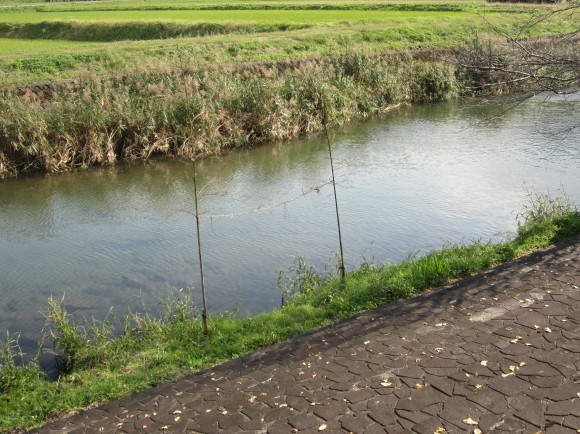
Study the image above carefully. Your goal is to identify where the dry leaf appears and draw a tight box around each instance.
[519,362,526,367]
[480,360,488,366]
[474,429,482,434]
[318,424,327,431]
[434,428,446,433]
[249,396,257,403]
[381,382,393,387]
[475,384,483,389]
[435,322,447,327]
[161,426,169,431]
[364,340,370,345]
[501,372,514,378]
[414,384,424,389]
[544,327,552,333]
[175,416,181,422]
[509,365,517,372]
[463,417,478,425]
[172,410,182,415]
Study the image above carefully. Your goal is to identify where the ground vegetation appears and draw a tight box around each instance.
[0,0,576,178]
[0,192,578,431]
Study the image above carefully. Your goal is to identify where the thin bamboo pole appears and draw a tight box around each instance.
[320,94,346,281]
[192,160,209,335]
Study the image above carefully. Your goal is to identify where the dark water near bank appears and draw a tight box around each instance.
[1,94,579,356]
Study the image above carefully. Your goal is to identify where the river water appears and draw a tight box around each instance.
[1,93,579,356]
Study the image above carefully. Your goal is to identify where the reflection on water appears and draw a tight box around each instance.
[1,94,579,356]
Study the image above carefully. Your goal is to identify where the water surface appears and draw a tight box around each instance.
[1,93,579,356]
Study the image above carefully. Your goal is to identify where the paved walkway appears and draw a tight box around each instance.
[35,239,579,433]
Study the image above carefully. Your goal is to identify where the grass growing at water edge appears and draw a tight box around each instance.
[0,193,578,431]
[0,53,460,179]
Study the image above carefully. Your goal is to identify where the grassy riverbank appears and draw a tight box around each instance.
[0,193,578,431]
[1,52,464,179]
[0,0,576,179]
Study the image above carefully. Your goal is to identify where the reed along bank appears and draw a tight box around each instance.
[0,51,499,179]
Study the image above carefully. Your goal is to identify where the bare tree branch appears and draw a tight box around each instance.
[454,2,580,95]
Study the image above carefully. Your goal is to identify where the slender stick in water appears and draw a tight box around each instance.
[193,159,209,335]
[319,94,346,281]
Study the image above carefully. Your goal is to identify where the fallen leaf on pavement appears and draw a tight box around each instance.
[463,417,478,425]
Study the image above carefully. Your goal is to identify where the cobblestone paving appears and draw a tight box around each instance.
[34,239,579,433]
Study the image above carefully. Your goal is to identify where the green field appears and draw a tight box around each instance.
[0,10,489,24]
[0,37,94,52]
[0,0,573,84]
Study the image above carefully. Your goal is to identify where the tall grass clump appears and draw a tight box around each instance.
[514,187,580,250]
[44,296,115,372]
[0,54,462,179]
[0,193,578,431]
[0,334,43,394]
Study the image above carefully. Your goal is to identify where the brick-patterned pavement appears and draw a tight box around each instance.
[34,238,579,433]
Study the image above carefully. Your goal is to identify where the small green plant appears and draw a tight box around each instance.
[278,255,325,305]
[514,187,580,249]
[517,185,576,226]
[44,296,114,372]
[0,333,42,393]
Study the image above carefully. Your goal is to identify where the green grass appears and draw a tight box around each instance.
[0,37,93,54]
[0,0,575,85]
[0,10,484,22]
[0,193,578,432]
